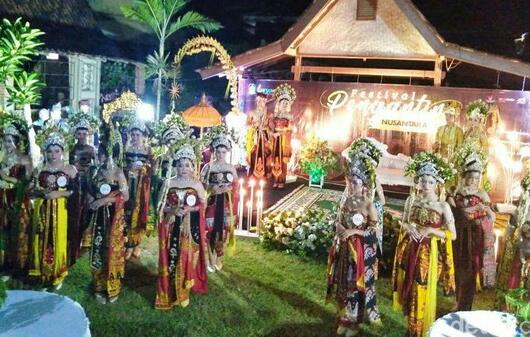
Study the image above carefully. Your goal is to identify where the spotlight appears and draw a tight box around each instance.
[137,103,155,121]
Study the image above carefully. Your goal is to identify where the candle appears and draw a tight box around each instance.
[248,179,256,232]
[238,188,246,231]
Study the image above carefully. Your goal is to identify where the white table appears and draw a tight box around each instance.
[429,310,519,337]
[0,290,90,337]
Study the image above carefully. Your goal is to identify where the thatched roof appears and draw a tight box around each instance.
[198,0,530,79]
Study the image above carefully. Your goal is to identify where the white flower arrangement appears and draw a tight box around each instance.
[260,207,336,258]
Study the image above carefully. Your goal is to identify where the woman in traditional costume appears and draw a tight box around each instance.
[88,130,129,304]
[327,155,381,337]
[68,114,97,265]
[463,100,489,152]
[30,131,77,289]
[496,170,530,307]
[0,119,32,277]
[247,93,271,179]
[123,119,152,260]
[270,84,295,189]
[392,152,456,337]
[344,137,386,254]
[155,144,207,310]
[201,131,237,272]
[448,146,495,310]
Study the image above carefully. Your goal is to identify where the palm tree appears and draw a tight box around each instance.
[121,0,222,120]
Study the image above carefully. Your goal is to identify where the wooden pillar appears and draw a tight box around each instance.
[434,56,443,86]
[293,55,302,81]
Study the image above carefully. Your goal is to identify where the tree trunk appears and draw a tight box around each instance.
[23,103,41,168]
[155,37,165,121]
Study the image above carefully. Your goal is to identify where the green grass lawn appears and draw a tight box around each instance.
[56,236,496,337]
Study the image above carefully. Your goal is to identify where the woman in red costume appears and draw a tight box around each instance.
[327,155,381,337]
[201,132,237,272]
[0,119,32,278]
[270,84,296,189]
[448,147,495,310]
[123,119,152,260]
[156,144,207,309]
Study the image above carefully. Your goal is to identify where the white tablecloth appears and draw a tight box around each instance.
[0,290,90,337]
[429,310,519,337]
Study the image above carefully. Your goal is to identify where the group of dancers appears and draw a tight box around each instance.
[0,106,238,309]
[327,99,529,337]
[0,88,528,335]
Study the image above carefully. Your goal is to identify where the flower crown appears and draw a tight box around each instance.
[36,124,72,151]
[203,124,236,150]
[211,134,231,150]
[4,123,20,137]
[345,137,383,166]
[273,83,296,103]
[129,118,147,133]
[44,132,66,150]
[453,142,487,174]
[69,111,99,134]
[174,143,196,162]
[443,100,463,116]
[465,99,489,121]
[346,155,376,188]
[405,151,455,183]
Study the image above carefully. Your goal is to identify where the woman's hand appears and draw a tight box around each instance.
[89,199,103,210]
[45,191,63,200]
[164,206,177,215]
[417,226,432,241]
[404,222,421,241]
[338,228,362,240]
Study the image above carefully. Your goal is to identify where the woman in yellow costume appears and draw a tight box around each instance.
[31,130,77,289]
[433,100,463,161]
[88,126,129,304]
[496,167,530,307]
[392,152,456,337]
[270,84,295,189]
[327,154,381,337]
[0,117,32,278]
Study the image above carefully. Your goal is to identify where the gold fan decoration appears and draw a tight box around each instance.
[174,36,238,114]
[102,90,141,123]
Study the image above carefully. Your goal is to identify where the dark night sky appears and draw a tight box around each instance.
[189,0,530,59]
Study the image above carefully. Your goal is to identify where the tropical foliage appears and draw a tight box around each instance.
[100,61,136,94]
[298,136,339,180]
[405,151,456,183]
[0,18,44,107]
[260,208,336,258]
[121,0,222,119]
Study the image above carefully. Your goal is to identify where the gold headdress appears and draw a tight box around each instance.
[273,83,296,103]
[173,143,196,162]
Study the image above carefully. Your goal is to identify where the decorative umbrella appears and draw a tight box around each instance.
[182,93,222,136]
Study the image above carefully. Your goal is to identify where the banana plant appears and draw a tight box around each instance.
[121,0,221,120]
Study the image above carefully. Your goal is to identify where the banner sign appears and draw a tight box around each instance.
[240,80,530,154]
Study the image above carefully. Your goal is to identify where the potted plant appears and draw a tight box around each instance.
[298,136,338,188]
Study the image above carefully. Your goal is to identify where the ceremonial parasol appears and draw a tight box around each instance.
[182,93,222,136]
